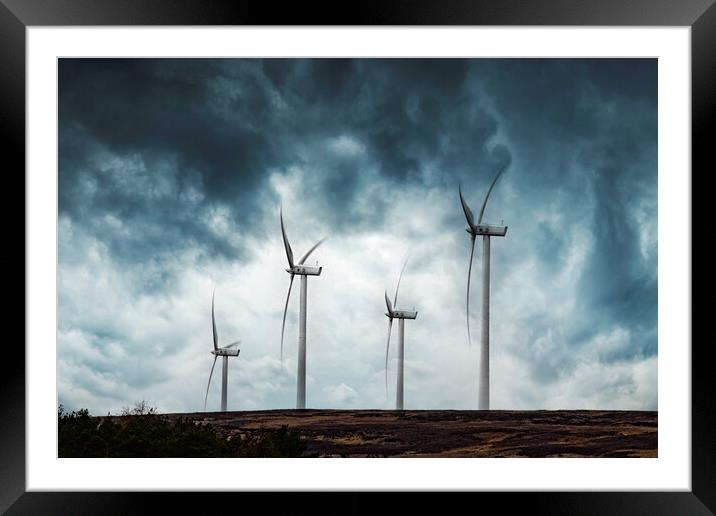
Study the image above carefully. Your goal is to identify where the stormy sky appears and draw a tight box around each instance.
[58,58,657,414]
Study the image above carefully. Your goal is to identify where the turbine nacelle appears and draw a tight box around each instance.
[467,224,508,237]
[212,348,240,357]
[286,265,322,276]
[385,310,418,320]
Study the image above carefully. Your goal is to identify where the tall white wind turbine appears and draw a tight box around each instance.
[280,208,325,410]
[459,160,510,410]
[204,288,241,412]
[384,259,418,411]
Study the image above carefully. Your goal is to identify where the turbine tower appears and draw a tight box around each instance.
[280,208,325,410]
[459,161,510,410]
[204,288,241,412]
[384,259,418,411]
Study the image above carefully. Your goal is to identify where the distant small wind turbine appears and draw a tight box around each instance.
[459,159,510,410]
[204,288,241,412]
[280,208,326,410]
[384,258,418,411]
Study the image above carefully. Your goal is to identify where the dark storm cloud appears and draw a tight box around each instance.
[59,58,657,411]
[59,58,506,259]
[59,59,269,266]
[467,59,657,382]
[59,55,655,310]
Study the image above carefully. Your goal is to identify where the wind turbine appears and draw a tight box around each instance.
[384,259,418,411]
[459,160,510,410]
[279,208,325,410]
[204,288,241,412]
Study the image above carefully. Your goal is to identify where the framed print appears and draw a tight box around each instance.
[6,0,709,513]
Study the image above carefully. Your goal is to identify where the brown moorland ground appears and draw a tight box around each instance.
[163,409,657,458]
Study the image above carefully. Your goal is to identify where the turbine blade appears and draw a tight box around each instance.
[212,288,219,351]
[466,235,476,347]
[478,160,510,224]
[204,355,219,411]
[280,208,295,269]
[385,290,393,315]
[280,274,295,364]
[385,318,393,397]
[459,184,476,229]
[299,237,326,265]
[225,341,241,349]
[393,257,409,308]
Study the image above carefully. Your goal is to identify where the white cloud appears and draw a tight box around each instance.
[57,59,657,415]
[328,135,366,157]
[322,383,359,406]
[59,160,657,414]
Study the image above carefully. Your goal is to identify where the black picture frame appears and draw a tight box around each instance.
[5,0,707,513]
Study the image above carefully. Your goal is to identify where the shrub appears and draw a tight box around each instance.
[58,404,306,458]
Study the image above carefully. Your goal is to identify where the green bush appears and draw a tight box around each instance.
[58,404,306,458]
